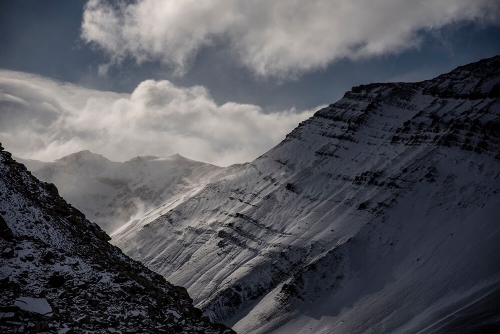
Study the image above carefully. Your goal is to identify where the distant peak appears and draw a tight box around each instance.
[125,153,207,165]
[56,150,110,163]
[168,153,186,159]
[165,153,205,163]
[64,149,93,156]
[127,153,185,162]
[126,155,161,163]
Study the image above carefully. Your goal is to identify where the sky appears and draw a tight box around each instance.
[0,0,499,166]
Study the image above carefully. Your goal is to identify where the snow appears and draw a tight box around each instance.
[5,55,499,333]
[19,152,225,233]
[0,148,233,333]
[109,56,500,333]
[15,297,53,315]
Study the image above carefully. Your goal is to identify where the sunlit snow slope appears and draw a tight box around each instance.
[19,152,226,233]
[115,56,500,333]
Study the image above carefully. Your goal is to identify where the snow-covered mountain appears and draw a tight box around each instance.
[19,151,226,233]
[0,144,234,333]
[112,56,500,333]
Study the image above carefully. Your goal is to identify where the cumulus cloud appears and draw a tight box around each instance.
[81,0,500,79]
[0,70,317,166]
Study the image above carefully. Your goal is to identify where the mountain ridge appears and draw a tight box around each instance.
[9,55,500,333]
[0,143,235,333]
[18,151,228,233]
[112,55,500,333]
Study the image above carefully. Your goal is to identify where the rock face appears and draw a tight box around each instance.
[112,56,500,333]
[19,151,226,233]
[0,145,234,333]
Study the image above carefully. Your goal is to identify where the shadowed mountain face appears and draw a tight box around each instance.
[110,56,500,333]
[19,151,226,233]
[0,146,235,333]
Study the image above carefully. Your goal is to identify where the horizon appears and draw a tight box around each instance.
[1,0,499,166]
[14,148,228,167]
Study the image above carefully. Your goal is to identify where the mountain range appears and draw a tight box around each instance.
[18,151,229,233]
[12,55,500,333]
[0,145,234,333]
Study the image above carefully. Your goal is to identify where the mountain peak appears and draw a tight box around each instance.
[0,147,234,333]
[112,55,500,333]
[126,153,202,164]
[166,153,191,161]
[56,150,110,164]
[421,54,500,98]
[170,153,183,158]
[125,155,161,163]
[346,54,500,100]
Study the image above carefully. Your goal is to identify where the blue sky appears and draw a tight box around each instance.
[0,0,499,165]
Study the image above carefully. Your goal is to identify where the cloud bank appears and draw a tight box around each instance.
[0,70,317,166]
[81,0,500,79]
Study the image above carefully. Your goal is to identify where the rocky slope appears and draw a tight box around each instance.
[0,145,234,334]
[112,55,500,333]
[18,151,226,233]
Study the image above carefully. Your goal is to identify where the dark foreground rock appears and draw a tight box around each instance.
[0,144,235,334]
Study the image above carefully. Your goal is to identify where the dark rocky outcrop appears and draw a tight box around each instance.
[0,147,235,334]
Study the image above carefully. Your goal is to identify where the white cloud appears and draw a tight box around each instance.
[0,70,317,166]
[81,0,500,79]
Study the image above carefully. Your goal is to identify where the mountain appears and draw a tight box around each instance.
[0,145,234,333]
[112,56,500,333]
[18,151,226,233]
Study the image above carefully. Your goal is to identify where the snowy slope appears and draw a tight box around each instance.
[0,145,234,333]
[19,151,226,233]
[113,55,500,333]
